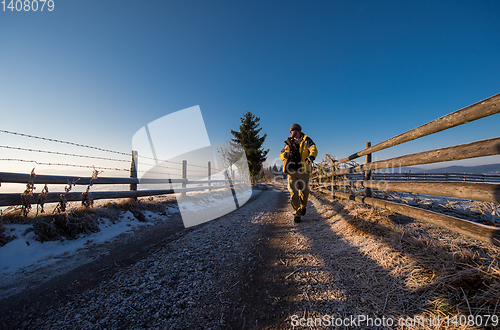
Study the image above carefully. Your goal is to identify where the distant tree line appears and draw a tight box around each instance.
[257,164,284,182]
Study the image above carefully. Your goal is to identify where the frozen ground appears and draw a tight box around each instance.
[0,209,176,277]
[0,205,179,300]
[1,185,499,329]
[0,185,251,300]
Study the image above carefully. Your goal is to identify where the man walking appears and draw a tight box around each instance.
[279,124,318,223]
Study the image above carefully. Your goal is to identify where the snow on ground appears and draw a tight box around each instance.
[0,205,179,282]
[0,186,253,286]
[177,185,252,227]
[0,185,258,300]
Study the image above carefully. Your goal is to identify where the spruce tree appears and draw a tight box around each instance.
[230,111,269,180]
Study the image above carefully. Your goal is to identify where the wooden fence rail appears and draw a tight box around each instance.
[0,156,250,208]
[371,172,500,182]
[310,92,500,247]
[323,137,500,177]
[317,188,500,247]
[315,180,500,204]
[331,92,500,166]
[312,172,500,182]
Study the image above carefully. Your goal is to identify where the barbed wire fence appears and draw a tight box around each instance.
[0,129,225,176]
[0,129,240,216]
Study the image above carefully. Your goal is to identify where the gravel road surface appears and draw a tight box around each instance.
[1,185,498,329]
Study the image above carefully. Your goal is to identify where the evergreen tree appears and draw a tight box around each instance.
[230,111,269,180]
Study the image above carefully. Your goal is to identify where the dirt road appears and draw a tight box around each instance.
[1,186,499,329]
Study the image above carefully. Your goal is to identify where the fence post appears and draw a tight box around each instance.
[326,155,336,196]
[365,141,372,197]
[208,161,212,191]
[331,173,334,194]
[319,164,322,186]
[130,150,138,201]
[182,160,187,197]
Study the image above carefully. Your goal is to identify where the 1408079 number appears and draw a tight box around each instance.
[1,0,54,11]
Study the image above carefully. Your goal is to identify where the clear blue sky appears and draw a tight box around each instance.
[1,0,499,178]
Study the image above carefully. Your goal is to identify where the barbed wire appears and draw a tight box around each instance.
[187,165,227,173]
[0,145,130,163]
[136,170,176,176]
[0,145,185,172]
[1,129,233,173]
[0,157,244,180]
[0,129,131,156]
[0,158,129,171]
[188,163,229,172]
[187,169,210,174]
[188,163,212,169]
[136,162,181,170]
[0,129,202,166]
[137,155,185,165]
[0,159,185,177]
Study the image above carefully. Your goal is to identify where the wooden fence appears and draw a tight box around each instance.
[0,157,249,208]
[309,92,500,247]
[319,172,500,183]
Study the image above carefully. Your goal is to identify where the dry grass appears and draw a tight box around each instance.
[20,168,36,217]
[375,189,500,227]
[0,225,15,246]
[312,192,500,329]
[0,195,177,246]
[30,212,101,242]
[81,169,102,209]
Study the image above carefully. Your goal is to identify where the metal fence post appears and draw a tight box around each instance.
[208,161,212,192]
[365,141,372,197]
[181,160,187,197]
[130,150,138,201]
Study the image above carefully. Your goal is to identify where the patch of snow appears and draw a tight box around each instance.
[0,208,178,282]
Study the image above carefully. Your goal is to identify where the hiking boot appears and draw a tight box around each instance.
[300,208,307,216]
[294,215,301,223]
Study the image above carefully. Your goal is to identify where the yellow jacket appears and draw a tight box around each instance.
[279,133,318,174]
